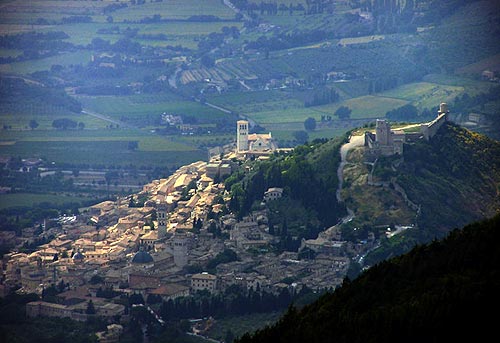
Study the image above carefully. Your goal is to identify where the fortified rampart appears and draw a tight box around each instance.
[365,102,450,157]
[421,103,449,140]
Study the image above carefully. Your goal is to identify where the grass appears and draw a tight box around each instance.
[313,95,409,119]
[112,0,235,22]
[0,139,205,167]
[0,51,92,74]
[207,90,303,114]
[379,82,464,110]
[0,127,206,168]
[77,95,229,122]
[0,113,108,130]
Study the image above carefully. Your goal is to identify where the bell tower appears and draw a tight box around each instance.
[237,120,249,153]
[156,201,167,239]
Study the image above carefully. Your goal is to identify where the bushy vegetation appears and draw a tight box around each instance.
[237,213,500,343]
[226,134,349,249]
[398,122,500,234]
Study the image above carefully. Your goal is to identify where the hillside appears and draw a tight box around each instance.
[338,121,500,265]
[225,134,348,249]
[397,122,500,232]
[237,212,500,343]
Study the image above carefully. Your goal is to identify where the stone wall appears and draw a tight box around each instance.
[421,113,447,140]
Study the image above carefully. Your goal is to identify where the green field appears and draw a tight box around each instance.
[208,90,303,114]
[112,0,235,21]
[0,193,95,210]
[313,95,409,119]
[0,51,92,74]
[77,95,229,122]
[0,127,205,168]
[0,112,108,130]
[379,82,464,109]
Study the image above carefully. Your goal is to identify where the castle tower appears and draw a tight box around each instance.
[236,120,249,153]
[375,119,390,146]
[172,232,188,268]
[156,201,168,239]
[438,102,449,119]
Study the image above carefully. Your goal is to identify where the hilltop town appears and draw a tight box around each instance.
[0,105,477,339]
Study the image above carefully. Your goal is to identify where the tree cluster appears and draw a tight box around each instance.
[237,213,500,343]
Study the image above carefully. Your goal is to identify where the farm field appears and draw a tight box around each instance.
[0,127,205,168]
[0,51,92,74]
[111,0,235,22]
[207,90,303,114]
[313,95,409,119]
[0,193,96,210]
[0,112,108,130]
[379,82,464,110]
[77,95,230,123]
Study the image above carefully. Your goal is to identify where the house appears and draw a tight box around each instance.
[148,283,190,301]
[263,188,283,202]
[191,272,217,293]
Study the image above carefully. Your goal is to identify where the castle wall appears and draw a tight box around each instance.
[421,113,447,140]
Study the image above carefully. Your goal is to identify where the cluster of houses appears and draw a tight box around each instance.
[0,121,362,333]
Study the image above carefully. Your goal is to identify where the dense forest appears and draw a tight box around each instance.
[237,212,500,343]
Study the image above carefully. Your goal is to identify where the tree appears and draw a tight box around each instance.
[128,141,139,151]
[78,122,85,130]
[29,119,39,130]
[225,329,235,343]
[52,118,77,130]
[293,130,309,144]
[304,117,317,131]
[334,106,351,120]
[85,300,96,314]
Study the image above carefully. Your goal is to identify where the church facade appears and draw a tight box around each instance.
[236,120,277,155]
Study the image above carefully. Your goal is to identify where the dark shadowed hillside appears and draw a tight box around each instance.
[237,213,500,343]
[398,122,500,233]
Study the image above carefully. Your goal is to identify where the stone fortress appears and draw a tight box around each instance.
[364,102,450,156]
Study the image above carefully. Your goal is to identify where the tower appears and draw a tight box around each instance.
[236,120,249,152]
[375,119,390,146]
[438,102,449,119]
[156,201,167,239]
[172,232,188,268]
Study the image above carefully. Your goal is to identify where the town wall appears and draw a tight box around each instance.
[421,112,447,140]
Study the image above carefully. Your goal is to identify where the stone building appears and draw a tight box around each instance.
[191,272,217,293]
[236,120,277,155]
[365,102,450,156]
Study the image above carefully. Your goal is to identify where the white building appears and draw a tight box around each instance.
[236,120,277,155]
[264,188,283,202]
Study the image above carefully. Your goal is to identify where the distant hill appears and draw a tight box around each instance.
[237,212,500,343]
